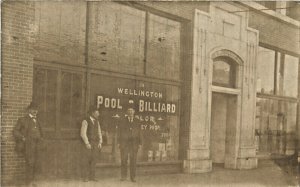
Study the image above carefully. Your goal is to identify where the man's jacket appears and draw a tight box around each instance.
[117,116,142,149]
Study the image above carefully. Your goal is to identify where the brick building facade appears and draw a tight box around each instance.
[1,2,35,184]
[1,1,300,185]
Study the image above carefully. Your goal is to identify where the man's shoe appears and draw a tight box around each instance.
[83,178,89,182]
[91,178,98,182]
[120,178,126,181]
[131,178,136,182]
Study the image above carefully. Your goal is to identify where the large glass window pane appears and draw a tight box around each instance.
[72,74,84,127]
[255,98,297,155]
[60,72,84,129]
[90,3,145,74]
[33,68,58,130]
[256,47,275,94]
[146,13,181,80]
[282,55,299,97]
[60,72,72,128]
[90,74,180,163]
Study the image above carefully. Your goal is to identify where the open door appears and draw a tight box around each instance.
[211,92,238,168]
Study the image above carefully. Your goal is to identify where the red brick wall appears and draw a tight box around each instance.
[1,1,35,185]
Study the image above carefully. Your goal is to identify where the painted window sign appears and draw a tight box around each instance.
[97,90,177,114]
[91,74,180,163]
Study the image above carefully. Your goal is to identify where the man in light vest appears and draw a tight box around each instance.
[80,105,103,182]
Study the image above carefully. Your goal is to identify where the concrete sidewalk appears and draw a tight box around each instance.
[5,160,298,187]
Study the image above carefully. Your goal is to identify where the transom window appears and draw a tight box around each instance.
[212,57,237,88]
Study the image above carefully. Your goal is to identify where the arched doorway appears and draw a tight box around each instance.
[210,51,242,169]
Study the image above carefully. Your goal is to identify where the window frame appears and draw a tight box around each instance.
[33,64,86,139]
[212,56,237,88]
[257,44,300,100]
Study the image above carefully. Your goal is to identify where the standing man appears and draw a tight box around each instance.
[80,105,103,182]
[13,102,43,186]
[118,101,142,182]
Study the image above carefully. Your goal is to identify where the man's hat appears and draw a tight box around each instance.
[127,99,136,110]
[27,102,38,110]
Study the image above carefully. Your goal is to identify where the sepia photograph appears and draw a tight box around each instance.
[1,1,300,186]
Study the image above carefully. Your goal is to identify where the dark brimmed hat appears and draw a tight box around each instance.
[127,99,136,110]
[27,102,38,110]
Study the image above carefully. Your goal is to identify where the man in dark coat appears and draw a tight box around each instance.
[80,105,103,182]
[117,102,142,182]
[13,102,43,186]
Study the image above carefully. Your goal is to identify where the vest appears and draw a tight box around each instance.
[86,118,100,142]
[27,116,41,140]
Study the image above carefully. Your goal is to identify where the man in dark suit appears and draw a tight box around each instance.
[80,105,103,182]
[117,102,142,182]
[13,102,43,186]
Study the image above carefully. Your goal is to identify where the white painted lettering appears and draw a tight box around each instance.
[117,88,124,94]
[111,98,116,108]
[104,98,110,108]
[161,104,166,112]
[171,104,176,113]
[148,102,152,112]
[97,96,103,108]
[117,99,122,109]
[166,104,171,113]
[139,100,144,112]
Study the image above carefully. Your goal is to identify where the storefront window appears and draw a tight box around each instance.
[33,67,58,130]
[282,55,299,98]
[90,3,146,74]
[255,98,297,155]
[256,47,276,94]
[146,13,181,80]
[60,72,84,129]
[33,66,85,138]
[90,74,180,163]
